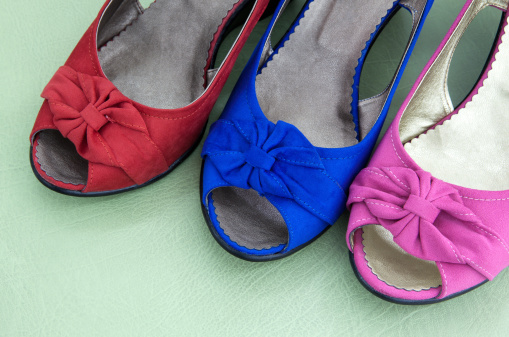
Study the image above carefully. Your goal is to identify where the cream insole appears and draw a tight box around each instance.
[214,0,398,251]
[404,15,509,191]
[36,0,242,185]
[362,226,442,291]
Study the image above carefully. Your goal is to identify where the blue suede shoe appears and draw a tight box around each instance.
[201,0,434,261]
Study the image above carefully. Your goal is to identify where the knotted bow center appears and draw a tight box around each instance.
[404,194,440,223]
[245,145,275,171]
[80,103,109,132]
[202,119,347,224]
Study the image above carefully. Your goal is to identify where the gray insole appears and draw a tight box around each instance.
[256,0,397,148]
[212,188,288,250]
[99,0,242,110]
[35,131,89,185]
[36,0,241,185]
[214,0,397,250]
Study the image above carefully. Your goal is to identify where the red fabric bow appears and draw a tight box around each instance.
[347,167,509,279]
[41,66,167,185]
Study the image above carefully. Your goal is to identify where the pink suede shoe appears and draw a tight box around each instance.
[346,0,509,304]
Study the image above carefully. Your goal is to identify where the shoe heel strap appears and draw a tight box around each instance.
[399,0,509,143]
[357,0,432,140]
[257,0,292,69]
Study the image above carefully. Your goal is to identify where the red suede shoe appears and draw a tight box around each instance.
[30,0,271,196]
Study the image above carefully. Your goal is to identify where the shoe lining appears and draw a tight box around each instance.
[214,0,399,251]
[35,0,242,186]
[360,0,509,294]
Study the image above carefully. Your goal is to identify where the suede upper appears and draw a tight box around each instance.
[201,0,434,257]
[347,0,509,301]
[30,0,271,194]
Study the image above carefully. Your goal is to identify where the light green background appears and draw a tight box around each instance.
[1,0,508,336]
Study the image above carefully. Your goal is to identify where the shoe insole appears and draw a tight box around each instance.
[36,0,242,185]
[99,0,242,110]
[404,15,509,191]
[256,0,397,148]
[361,226,442,291]
[212,187,288,250]
[214,0,398,251]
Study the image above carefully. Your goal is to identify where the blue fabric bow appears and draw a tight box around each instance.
[202,119,345,224]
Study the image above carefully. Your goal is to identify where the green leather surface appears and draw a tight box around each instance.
[1,0,508,335]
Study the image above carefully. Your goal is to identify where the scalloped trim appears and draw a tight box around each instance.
[203,0,248,87]
[257,0,312,75]
[99,0,156,51]
[99,0,243,99]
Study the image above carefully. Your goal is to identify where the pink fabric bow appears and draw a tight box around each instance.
[347,167,509,280]
[41,66,167,185]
